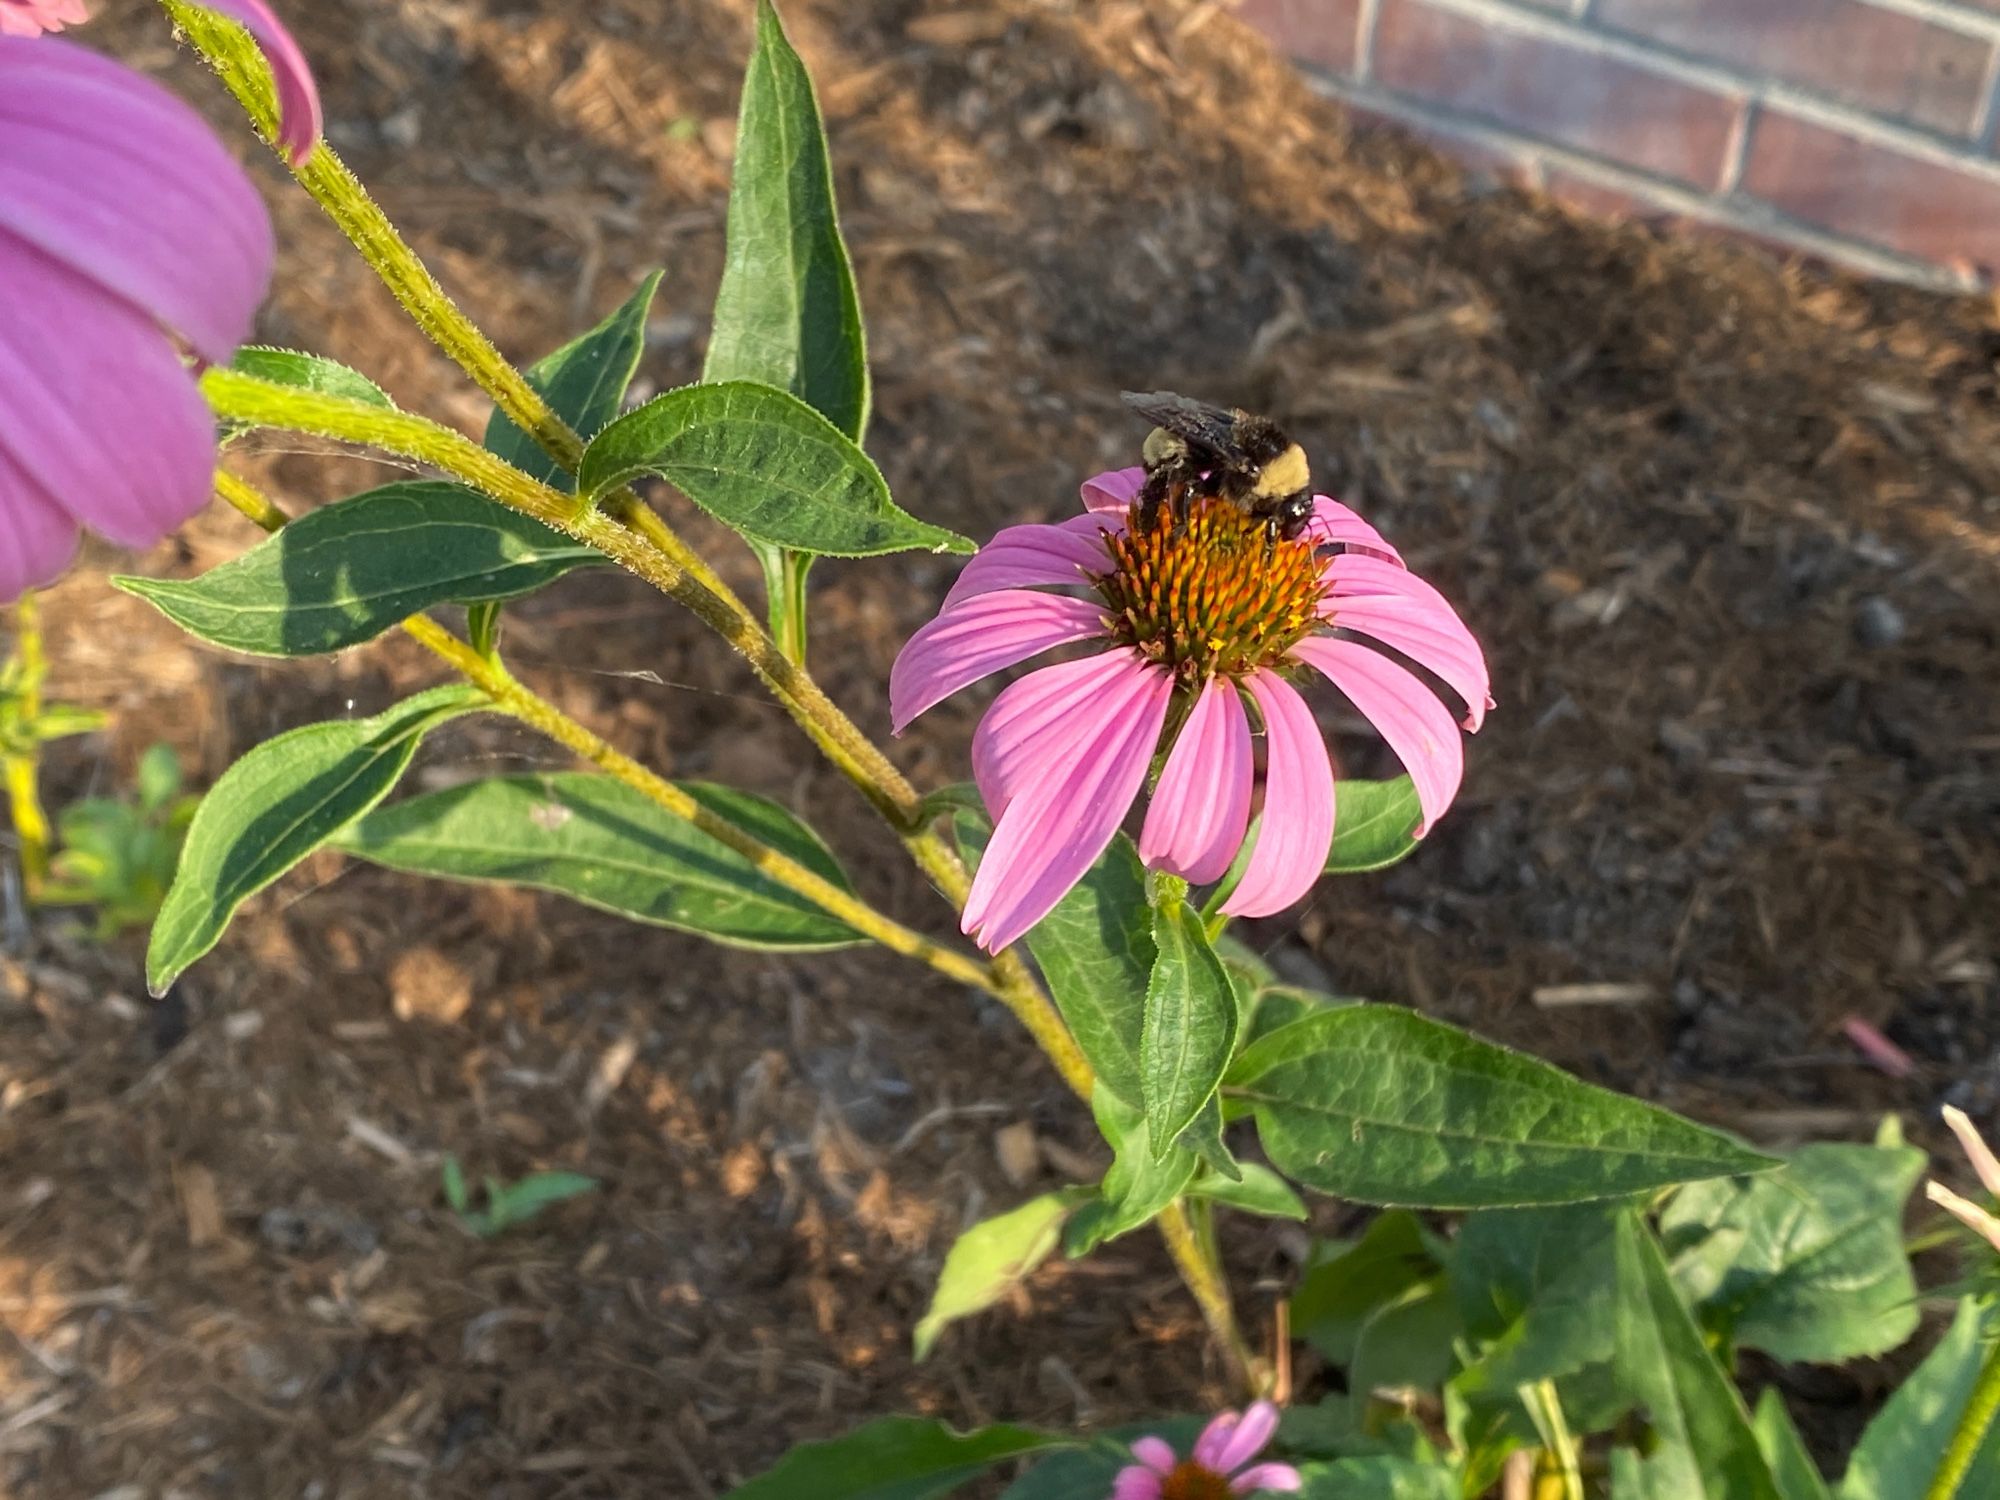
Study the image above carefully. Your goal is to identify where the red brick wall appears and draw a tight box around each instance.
[1237,0,2000,287]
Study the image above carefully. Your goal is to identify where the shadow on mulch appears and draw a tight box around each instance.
[2,0,1997,1493]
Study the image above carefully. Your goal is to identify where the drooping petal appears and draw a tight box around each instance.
[1292,636,1465,835]
[1213,1400,1282,1476]
[0,0,88,38]
[1222,674,1334,918]
[1308,494,1403,566]
[961,653,1171,953]
[888,590,1107,732]
[941,515,1113,609]
[1944,1106,2000,1199]
[1230,1462,1305,1494]
[1081,465,1146,514]
[0,236,215,550]
[1326,597,1491,731]
[1111,1466,1167,1500]
[0,445,79,601]
[1129,1436,1178,1476]
[1927,1180,2000,1253]
[188,0,322,165]
[972,648,1143,818]
[1192,1411,1241,1471]
[1320,551,1463,609]
[1140,676,1252,886]
[0,38,273,362]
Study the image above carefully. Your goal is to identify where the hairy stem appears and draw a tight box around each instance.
[1157,1198,1262,1395]
[1926,1333,2000,1500]
[2,593,51,900]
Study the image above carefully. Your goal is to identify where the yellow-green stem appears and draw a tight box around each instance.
[1158,1199,1262,1395]
[3,593,51,899]
[1926,1333,2000,1500]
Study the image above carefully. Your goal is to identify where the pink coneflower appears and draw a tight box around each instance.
[891,466,1489,953]
[1112,1401,1302,1499]
[0,3,319,602]
[1928,1105,2000,1253]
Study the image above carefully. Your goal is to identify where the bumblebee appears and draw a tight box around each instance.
[1121,390,1314,543]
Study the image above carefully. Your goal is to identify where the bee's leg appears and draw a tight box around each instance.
[1136,469,1170,532]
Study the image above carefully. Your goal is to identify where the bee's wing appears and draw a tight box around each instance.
[1120,391,1243,462]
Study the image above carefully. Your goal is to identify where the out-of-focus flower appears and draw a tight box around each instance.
[891,467,1489,952]
[182,0,322,166]
[1111,1401,1302,1499]
[0,4,318,602]
[1928,1105,2000,1253]
[0,1,88,39]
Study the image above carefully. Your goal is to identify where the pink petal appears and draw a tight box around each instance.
[1927,1180,2000,1254]
[1214,1400,1281,1475]
[1193,1411,1241,1470]
[0,37,273,362]
[1321,552,1462,610]
[1308,495,1403,566]
[1325,595,1491,731]
[1222,674,1334,919]
[961,654,1171,953]
[0,1,89,38]
[1231,1463,1305,1494]
[1081,465,1146,514]
[0,236,215,551]
[1944,1106,2000,1200]
[971,648,1147,819]
[1292,637,1465,835]
[1140,677,1252,886]
[941,516,1112,609]
[189,0,322,165]
[889,590,1107,732]
[1839,1016,1914,1079]
[0,444,80,601]
[1112,1466,1166,1500]
[1130,1436,1179,1476]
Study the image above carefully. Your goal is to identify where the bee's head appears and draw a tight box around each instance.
[1250,440,1310,501]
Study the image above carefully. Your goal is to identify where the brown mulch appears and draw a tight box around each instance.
[2,0,1997,1493]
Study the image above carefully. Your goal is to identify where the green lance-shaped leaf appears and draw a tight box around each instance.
[998,1422,1206,1500]
[706,0,869,441]
[577,381,971,557]
[1186,1161,1306,1220]
[1836,1298,2000,1500]
[1292,1210,1444,1364]
[722,1417,1068,1500]
[956,815,1152,1110]
[117,482,601,657]
[1662,1139,1924,1364]
[1326,776,1424,875]
[1063,1087,1197,1255]
[486,271,663,490]
[229,346,393,414]
[147,685,483,993]
[913,1188,1086,1361]
[1291,1457,1461,1499]
[1139,888,1239,1161]
[334,772,864,952]
[1753,1390,1833,1500]
[1226,1006,1774,1208]
[1610,1211,1784,1500]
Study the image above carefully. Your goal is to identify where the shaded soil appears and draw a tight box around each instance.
[4,0,1998,1493]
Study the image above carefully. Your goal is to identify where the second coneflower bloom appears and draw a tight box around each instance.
[891,466,1491,953]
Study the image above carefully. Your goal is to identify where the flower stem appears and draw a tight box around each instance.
[1157,1198,1263,1396]
[2,593,52,901]
[1926,1332,2000,1500]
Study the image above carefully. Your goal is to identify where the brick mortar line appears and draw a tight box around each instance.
[1298,68,1970,292]
[1403,0,2000,182]
[1846,0,2000,46]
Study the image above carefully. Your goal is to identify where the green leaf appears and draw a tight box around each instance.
[1663,1140,1924,1364]
[1065,1087,1196,1255]
[1226,1006,1775,1208]
[705,0,868,441]
[147,686,480,993]
[1292,1212,1443,1364]
[1294,1454,1461,1498]
[997,1422,1205,1500]
[1610,1212,1783,1500]
[229,346,393,411]
[956,815,1151,1110]
[1837,1298,2000,1500]
[479,1171,599,1236]
[117,483,600,657]
[1349,1274,1460,1412]
[1325,777,1424,875]
[136,743,183,813]
[1140,893,1239,1161]
[487,271,662,489]
[578,381,970,557]
[722,1416,1066,1500]
[1186,1161,1306,1220]
[1753,1390,1832,1500]
[441,1155,469,1214]
[1451,1203,1624,1399]
[913,1189,1084,1361]
[335,772,864,953]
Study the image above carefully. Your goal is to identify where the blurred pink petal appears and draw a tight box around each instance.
[0,449,80,599]
[1223,674,1334,918]
[1212,1401,1282,1475]
[1081,465,1146,513]
[1292,636,1464,834]
[1193,1410,1241,1470]
[189,0,321,164]
[1141,676,1252,885]
[889,590,1107,733]
[0,38,272,361]
[1129,1437,1177,1476]
[1309,494,1404,566]
[961,654,1170,953]
[1839,1016,1914,1079]
[0,0,87,38]
[1111,1468,1165,1500]
[1944,1106,2000,1199]
[1232,1463,1305,1494]
[1927,1180,2000,1254]
[941,516,1112,609]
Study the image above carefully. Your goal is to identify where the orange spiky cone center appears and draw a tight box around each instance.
[1162,1460,1233,1500]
